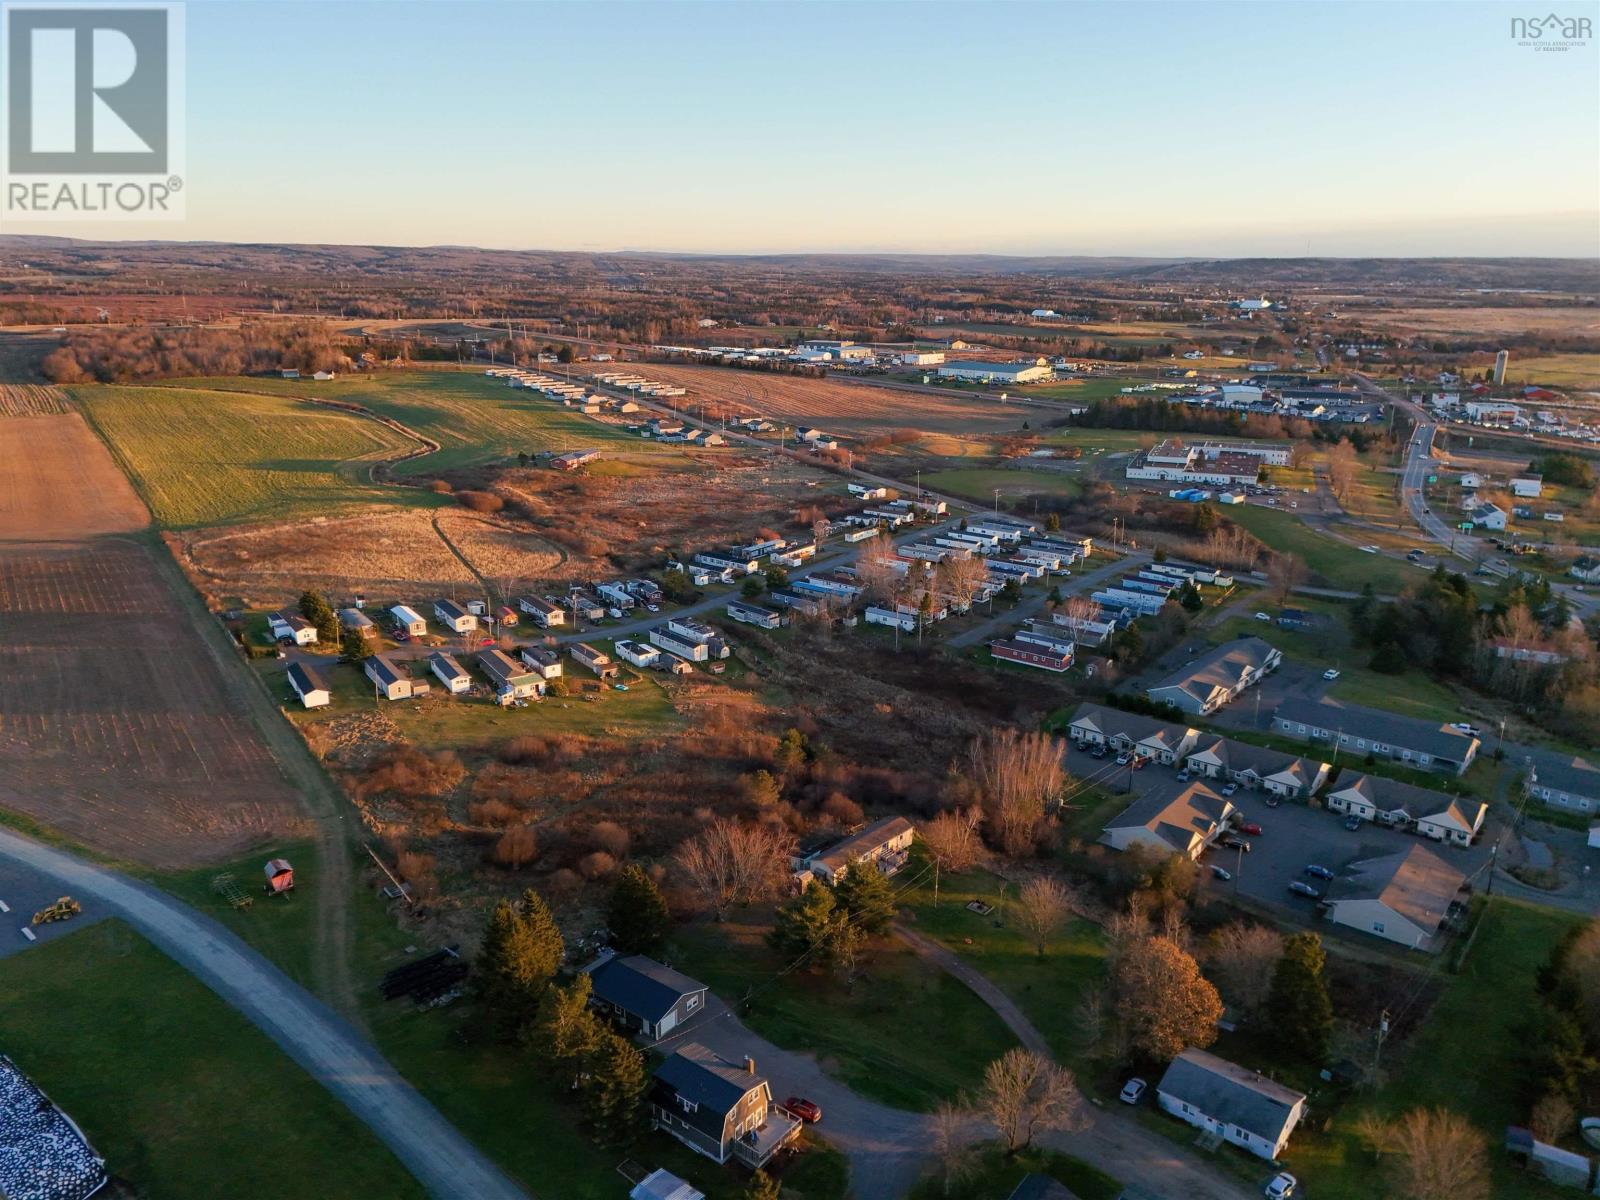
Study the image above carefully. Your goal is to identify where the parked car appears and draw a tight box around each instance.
[1115,753,1132,766]
[477,636,495,646]
[1221,835,1252,853]
[1210,866,1232,882]
[1119,1078,1147,1105]
[785,1097,822,1124]
[1176,770,1192,783]
[1322,668,1341,680]
[1238,821,1263,836]
[1288,881,1322,899]
[1091,747,1108,760]
[392,628,410,642]
[1254,612,1271,621]
[1344,814,1364,831]
[1220,783,1238,797]
[1130,756,1149,771]
[1265,1172,1298,1199]
[1305,864,1335,880]
[645,603,660,612]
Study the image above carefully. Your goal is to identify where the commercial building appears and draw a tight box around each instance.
[936,359,1052,385]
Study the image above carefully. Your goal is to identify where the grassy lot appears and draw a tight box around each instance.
[907,1142,1121,1200]
[269,655,682,746]
[898,865,1109,1073]
[923,466,1083,505]
[1504,354,1600,390]
[1027,378,1165,403]
[1038,426,1155,453]
[667,911,1019,1111]
[73,383,431,527]
[1222,505,1419,592]
[0,920,426,1200]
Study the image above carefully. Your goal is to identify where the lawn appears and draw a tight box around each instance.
[667,911,1020,1111]
[897,865,1110,1073]
[907,1141,1121,1200]
[0,920,426,1200]
[924,466,1083,505]
[1038,426,1155,453]
[73,383,431,527]
[1222,504,1418,593]
[1503,354,1600,390]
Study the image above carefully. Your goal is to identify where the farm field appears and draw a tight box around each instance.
[1503,354,1600,390]
[0,413,149,539]
[0,382,71,415]
[1383,306,1600,338]
[608,363,1031,435]
[74,383,424,527]
[0,919,427,1200]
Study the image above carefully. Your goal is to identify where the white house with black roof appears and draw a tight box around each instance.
[584,952,708,1040]
[268,609,318,646]
[364,654,414,701]
[286,661,330,709]
[1156,1049,1307,1160]
[428,651,471,694]
[648,1044,800,1168]
[433,598,478,634]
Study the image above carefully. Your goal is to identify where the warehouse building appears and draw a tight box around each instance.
[936,359,1052,385]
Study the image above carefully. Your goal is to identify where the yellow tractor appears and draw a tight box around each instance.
[32,896,82,925]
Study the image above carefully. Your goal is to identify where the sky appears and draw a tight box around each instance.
[10,0,1600,256]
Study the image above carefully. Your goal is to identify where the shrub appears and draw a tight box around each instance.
[591,821,630,859]
[456,489,505,513]
[492,826,539,869]
[578,851,617,880]
[429,479,453,494]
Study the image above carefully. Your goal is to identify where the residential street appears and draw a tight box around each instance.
[947,549,1146,649]
[0,830,530,1200]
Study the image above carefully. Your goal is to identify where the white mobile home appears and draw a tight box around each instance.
[390,605,428,637]
[365,654,414,701]
[433,599,478,635]
[428,651,472,694]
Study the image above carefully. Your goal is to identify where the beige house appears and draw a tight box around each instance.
[1102,781,1235,860]
[1184,736,1329,800]
[1323,844,1465,950]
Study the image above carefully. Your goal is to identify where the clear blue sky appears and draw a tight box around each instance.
[29,0,1600,255]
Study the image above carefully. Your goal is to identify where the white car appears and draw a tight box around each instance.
[1119,1077,1146,1105]
[1322,668,1341,681]
[1254,612,1271,622]
[1264,1172,1297,1199]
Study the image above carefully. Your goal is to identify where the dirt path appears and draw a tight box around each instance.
[0,828,530,1200]
[431,511,496,600]
[893,925,1054,1057]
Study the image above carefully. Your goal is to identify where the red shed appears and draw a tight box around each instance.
[264,858,295,895]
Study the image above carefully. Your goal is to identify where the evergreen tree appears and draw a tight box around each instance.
[835,864,896,935]
[1179,580,1204,612]
[742,575,765,598]
[314,608,341,645]
[1045,512,1061,532]
[744,1170,782,1200]
[606,864,672,956]
[769,881,863,976]
[580,1029,648,1136]
[475,890,564,1039]
[340,627,369,662]
[774,728,809,777]
[534,973,604,1080]
[298,589,332,624]
[1266,933,1333,1063]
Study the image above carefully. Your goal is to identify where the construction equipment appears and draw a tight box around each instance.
[32,897,81,925]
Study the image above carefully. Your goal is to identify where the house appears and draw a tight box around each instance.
[365,654,413,701]
[1415,797,1487,846]
[268,610,318,646]
[428,651,471,694]
[518,645,564,679]
[1183,737,1329,800]
[650,626,710,661]
[572,642,619,679]
[337,608,376,638]
[286,661,330,709]
[616,639,660,668]
[1511,474,1543,498]
[477,648,543,701]
[1155,1049,1307,1160]
[434,599,478,635]
[1323,844,1466,949]
[1458,471,1484,490]
[494,606,518,628]
[552,448,602,471]
[1527,752,1600,813]
[630,1170,705,1200]
[517,595,566,627]
[1272,699,1480,775]
[794,816,915,885]
[585,952,709,1040]
[648,1044,801,1168]
[1101,781,1235,860]
[990,637,1073,673]
[1465,501,1507,531]
[389,604,427,636]
[1570,556,1600,584]
[1323,772,1449,827]
[726,600,781,629]
[1146,637,1281,715]
[1065,703,1200,765]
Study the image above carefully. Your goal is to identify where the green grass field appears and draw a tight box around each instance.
[0,920,426,1200]
[908,1143,1121,1200]
[1222,505,1419,593]
[1503,354,1600,390]
[668,912,1019,1111]
[923,466,1083,504]
[73,383,430,527]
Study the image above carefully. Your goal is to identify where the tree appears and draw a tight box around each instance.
[1014,877,1072,958]
[976,1048,1086,1154]
[938,553,991,615]
[1205,922,1284,1017]
[492,825,538,869]
[313,608,341,644]
[1325,438,1359,503]
[773,727,809,779]
[606,864,672,955]
[1267,553,1307,606]
[835,864,897,935]
[855,533,904,604]
[475,890,564,1038]
[1530,1092,1575,1144]
[298,589,332,624]
[674,819,792,919]
[930,1099,976,1194]
[556,345,576,364]
[1179,580,1203,612]
[1111,936,1222,1060]
[340,626,369,662]
[999,578,1022,604]
[1265,933,1333,1063]
[1380,1108,1491,1200]
[739,769,783,811]
[768,881,862,977]
[743,1170,782,1200]
[968,727,1066,858]
[919,808,983,907]
[534,973,604,1079]
[742,575,765,598]
[580,1029,647,1135]
[1045,512,1061,532]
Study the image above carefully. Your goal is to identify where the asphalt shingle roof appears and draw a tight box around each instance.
[1157,1049,1305,1146]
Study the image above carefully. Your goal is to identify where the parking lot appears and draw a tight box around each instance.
[0,859,103,960]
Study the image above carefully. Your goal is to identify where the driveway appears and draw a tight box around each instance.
[0,829,528,1200]
[0,858,107,960]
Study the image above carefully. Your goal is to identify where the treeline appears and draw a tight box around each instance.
[1071,398,1396,451]
[41,320,353,383]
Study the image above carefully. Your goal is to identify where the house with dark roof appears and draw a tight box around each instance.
[1323,843,1466,950]
[1271,698,1479,776]
[1183,736,1329,800]
[364,653,414,701]
[1102,781,1235,860]
[1415,797,1487,846]
[1527,751,1600,813]
[433,598,478,634]
[1066,703,1200,765]
[428,651,471,694]
[1146,637,1281,715]
[585,952,709,1040]
[268,609,318,646]
[794,816,915,885]
[1323,772,1442,826]
[286,661,330,709]
[1155,1049,1307,1160]
[518,645,564,679]
[477,648,543,701]
[648,1044,800,1168]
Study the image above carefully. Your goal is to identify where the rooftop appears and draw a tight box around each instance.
[809,816,914,873]
[1106,780,1231,854]
[587,954,707,1024]
[1325,843,1465,932]
[1149,637,1277,706]
[1157,1049,1305,1146]
[1274,698,1480,763]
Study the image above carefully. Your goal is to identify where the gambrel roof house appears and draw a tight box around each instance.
[1102,781,1235,860]
[648,1044,800,1168]
[1156,1049,1307,1160]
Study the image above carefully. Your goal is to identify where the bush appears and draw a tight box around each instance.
[456,489,505,513]
[591,821,630,858]
[358,745,465,800]
[492,827,538,869]
[577,851,617,880]
[429,479,453,494]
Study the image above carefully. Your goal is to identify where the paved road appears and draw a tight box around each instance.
[948,549,1145,649]
[0,829,529,1200]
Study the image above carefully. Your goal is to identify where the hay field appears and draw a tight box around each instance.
[0,383,71,415]
[610,363,1029,436]
[1502,354,1600,390]
[74,384,422,527]
[0,414,148,539]
[1383,307,1600,338]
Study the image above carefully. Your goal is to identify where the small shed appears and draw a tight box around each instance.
[630,1170,704,1200]
[264,859,295,895]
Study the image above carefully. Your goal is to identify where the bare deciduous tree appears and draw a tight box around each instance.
[1382,1108,1491,1200]
[673,818,793,919]
[976,1048,1087,1153]
[930,1100,977,1193]
[968,727,1066,858]
[1015,876,1072,958]
[855,532,905,605]
[919,808,984,907]
[1325,439,1359,503]
[1530,1093,1576,1145]
[937,553,991,614]
[1206,922,1285,1016]
[1267,552,1307,606]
